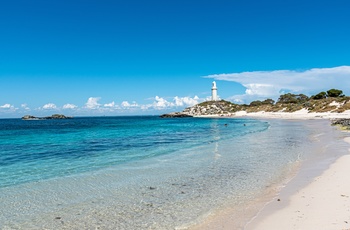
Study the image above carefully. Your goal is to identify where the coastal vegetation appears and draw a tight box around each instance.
[179,89,350,116]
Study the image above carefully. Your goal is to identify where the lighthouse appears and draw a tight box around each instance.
[211,81,218,101]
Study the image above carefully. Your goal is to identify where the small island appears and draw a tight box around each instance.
[22,114,72,120]
[159,112,193,118]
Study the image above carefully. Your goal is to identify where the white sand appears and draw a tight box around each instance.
[194,111,350,229]
[236,110,350,120]
[196,109,350,120]
[245,137,350,230]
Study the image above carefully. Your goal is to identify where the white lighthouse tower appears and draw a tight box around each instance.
[211,81,218,101]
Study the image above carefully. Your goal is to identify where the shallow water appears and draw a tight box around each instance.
[0,117,346,229]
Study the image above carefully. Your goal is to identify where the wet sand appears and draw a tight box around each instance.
[245,137,350,230]
[189,118,350,230]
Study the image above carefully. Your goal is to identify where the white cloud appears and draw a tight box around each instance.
[0,104,13,109]
[63,103,77,109]
[42,103,57,110]
[104,101,115,108]
[121,101,139,108]
[121,101,130,107]
[0,103,17,113]
[21,104,30,110]
[233,98,244,104]
[174,96,200,107]
[244,84,279,96]
[85,97,101,109]
[131,101,139,107]
[140,104,152,110]
[205,66,350,103]
[139,96,202,111]
[152,96,174,109]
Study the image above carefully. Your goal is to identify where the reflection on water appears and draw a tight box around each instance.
[210,119,221,160]
[1,119,346,229]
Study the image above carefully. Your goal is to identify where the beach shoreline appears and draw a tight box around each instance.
[195,110,350,120]
[245,136,350,230]
[188,114,350,230]
[2,115,350,229]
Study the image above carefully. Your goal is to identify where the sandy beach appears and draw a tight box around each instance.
[196,109,350,120]
[239,110,350,120]
[193,111,350,230]
[246,151,350,229]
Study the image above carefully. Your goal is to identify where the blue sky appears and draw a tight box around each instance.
[1,0,350,117]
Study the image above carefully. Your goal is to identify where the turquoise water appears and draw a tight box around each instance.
[0,117,347,229]
[0,116,267,188]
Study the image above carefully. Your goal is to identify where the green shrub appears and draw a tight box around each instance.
[262,99,275,105]
[327,89,344,97]
[311,91,327,100]
[277,93,309,104]
[249,100,262,106]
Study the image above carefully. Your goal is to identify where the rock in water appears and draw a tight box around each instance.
[22,115,38,120]
[331,118,350,128]
[45,114,72,119]
[22,114,72,120]
[160,112,193,118]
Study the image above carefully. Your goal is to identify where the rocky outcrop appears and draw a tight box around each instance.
[160,101,239,118]
[22,114,72,120]
[46,114,72,119]
[331,118,350,128]
[183,100,239,116]
[160,112,193,118]
[22,115,38,120]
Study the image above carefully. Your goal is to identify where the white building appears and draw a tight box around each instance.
[211,81,218,101]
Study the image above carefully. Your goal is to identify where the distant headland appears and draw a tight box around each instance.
[161,88,350,119]
[22,114,72,120]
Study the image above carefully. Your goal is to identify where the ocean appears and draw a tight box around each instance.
[0,116,347,229]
